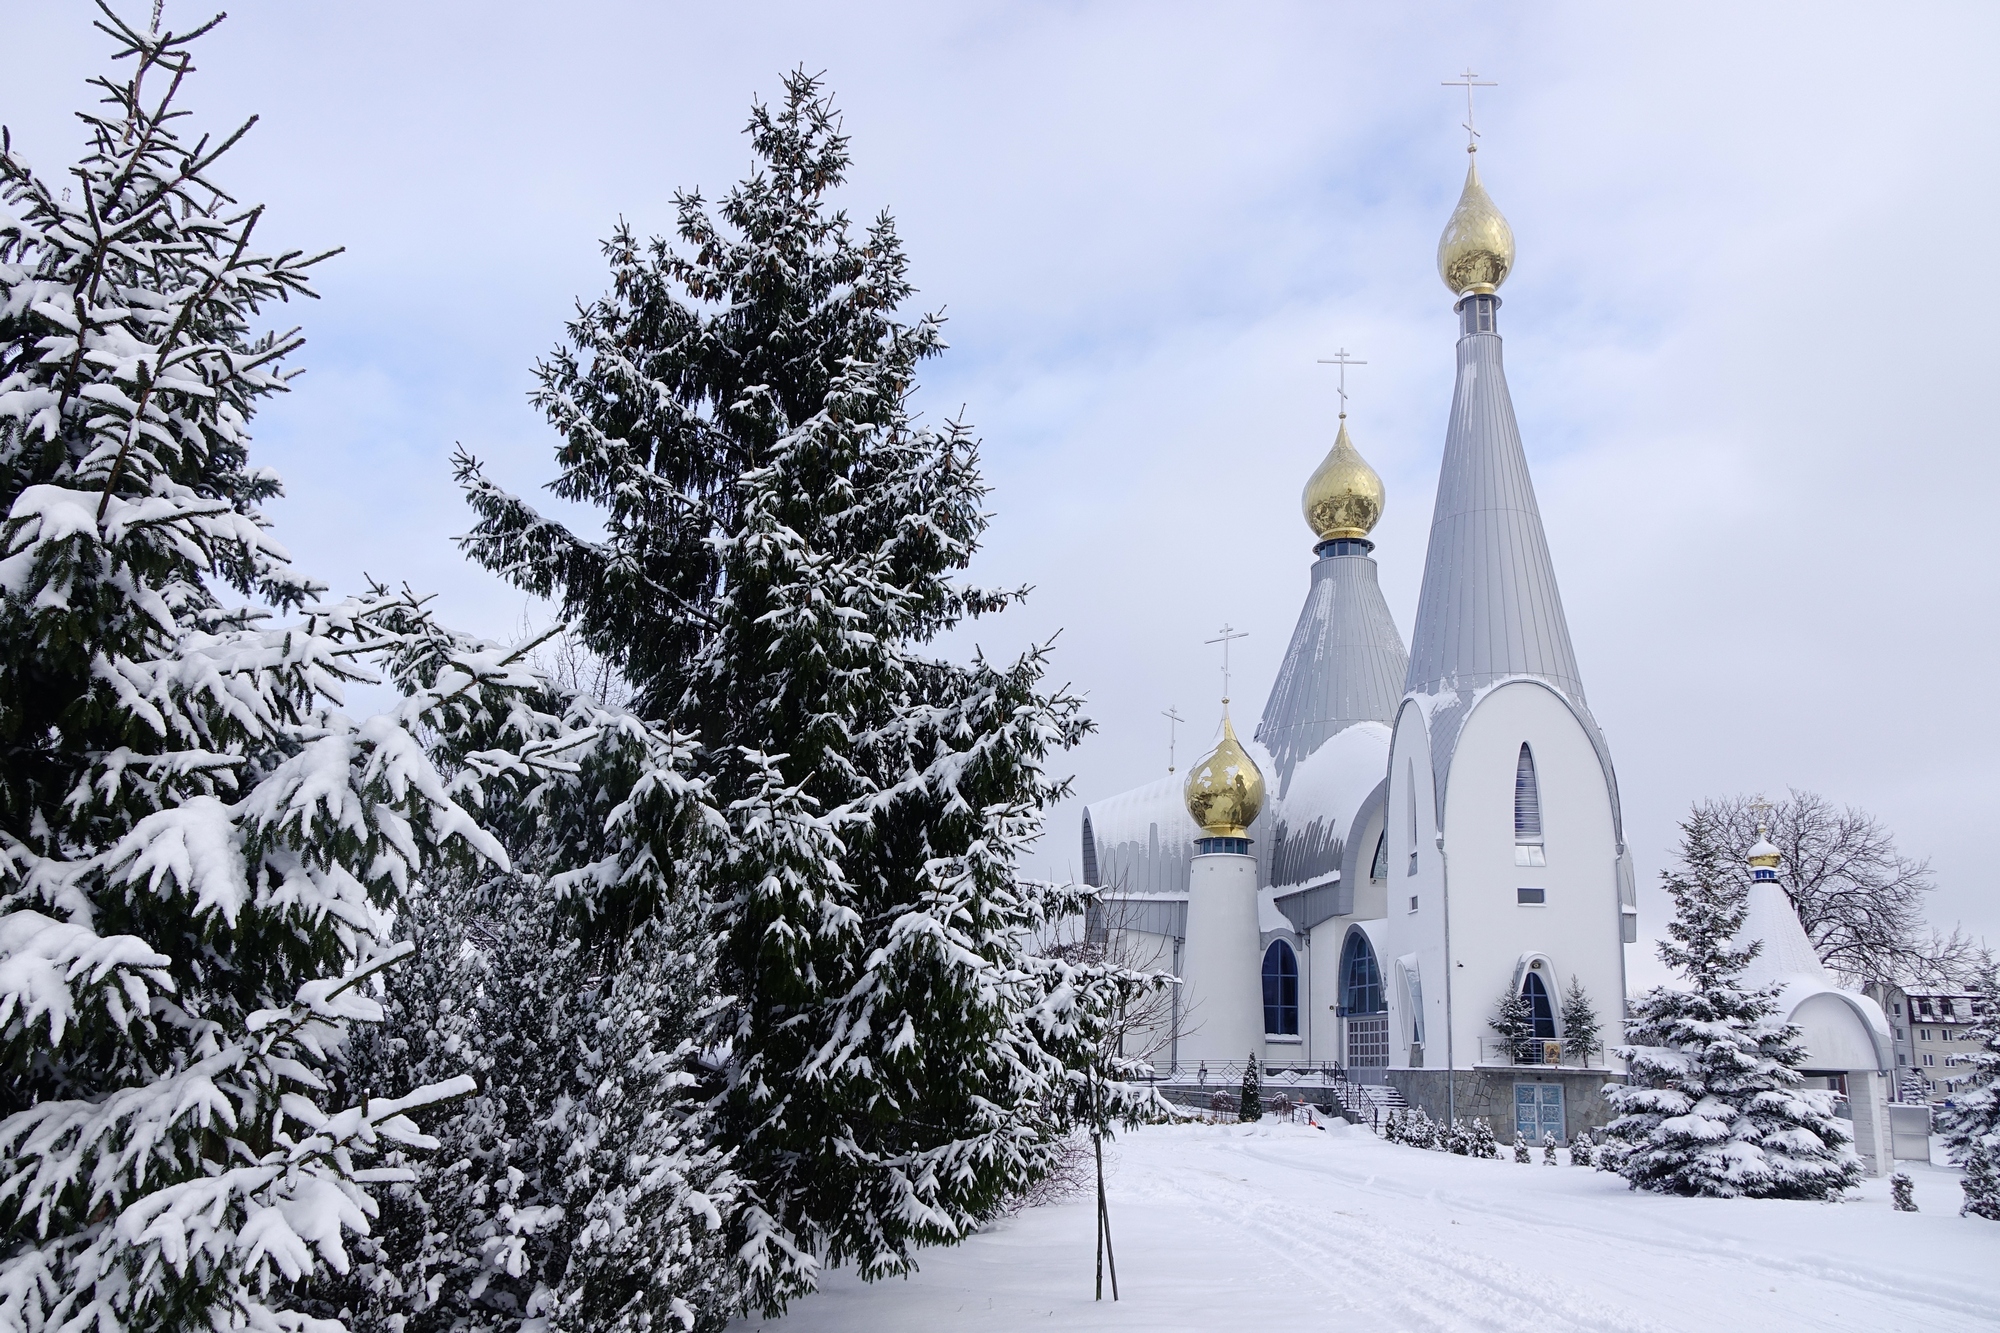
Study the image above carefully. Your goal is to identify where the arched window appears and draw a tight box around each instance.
[1339,931,1385,1016]
[1514,744,1542,843]
[1262,942,1299,1036]
[1521,970,1557,1040]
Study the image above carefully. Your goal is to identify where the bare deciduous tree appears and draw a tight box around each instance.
[1695,789,1983,990]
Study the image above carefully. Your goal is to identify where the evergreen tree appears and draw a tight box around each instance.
[1513,1136,1531,1164]
[1542,1132,1558,1165]
[1560,976,1601,1065]
[1959,1143,2000,1221]
[1603,810,1862,1199]
[308,682,746,1332]
[454,71,1095,1310]
[0,14,551,1328]
[1569,1132,1595,1168]
[1490,984,1535,1063]
[1890,1171,1917,1212]
[1238,1053,1262,1122]
[1936,963,2000,1210]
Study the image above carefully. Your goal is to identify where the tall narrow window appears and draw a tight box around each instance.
[1521,970,1557,1040]
[1514,743,1545,866]
[1262,942,1299,1036]
[1370,829,1388,880]
[1406,759,1420,875]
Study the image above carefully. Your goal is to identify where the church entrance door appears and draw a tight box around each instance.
[1346,1016,1389,1067]
[1514,1082,1564,1144]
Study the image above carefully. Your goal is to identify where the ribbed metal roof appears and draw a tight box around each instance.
[1255,550,1408,791]
[1404,296,1585,706]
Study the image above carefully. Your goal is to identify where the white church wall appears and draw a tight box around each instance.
[1178,852,1264,1068]
[1382,701,1445,1068]
[1348,804,1389,922]
[1429,682,1625,1074]
[1308,917,1346,1063]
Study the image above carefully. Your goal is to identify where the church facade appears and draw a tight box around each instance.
[1082,146,1897,1167]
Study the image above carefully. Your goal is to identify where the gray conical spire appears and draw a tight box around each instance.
[1256,547,1407,792]
[1404,294,1585,705]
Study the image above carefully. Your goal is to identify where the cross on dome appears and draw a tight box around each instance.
[1205,623,1248,708]
[1316,349,1367,420]
[1442,68,1497,153]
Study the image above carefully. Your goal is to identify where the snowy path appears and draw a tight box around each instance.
[733,1121,1997,1333]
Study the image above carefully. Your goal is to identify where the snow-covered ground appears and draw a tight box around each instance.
[735,1120,1996,1333]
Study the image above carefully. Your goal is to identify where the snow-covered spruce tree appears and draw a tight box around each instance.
[308,691,745,1333]
[1238,1053,1262,1123]
[1890,1171,1917,1212]
[454,71,1093,1311]
[1490,985,1535,1064]
[1936,960,2000,1200]
[1561,976,1601,1065]
[1960,1143,2000,1221]
[1602,809,1862,1199]
[0,14,556,1329]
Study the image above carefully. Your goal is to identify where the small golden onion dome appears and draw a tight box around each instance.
[1437,155,1515,296]
[1184,712,1266,839]
[1747,831,1782,871]
[1301,417,1385,542]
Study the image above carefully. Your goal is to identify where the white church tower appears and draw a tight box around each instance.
[1378,141,1636,1138]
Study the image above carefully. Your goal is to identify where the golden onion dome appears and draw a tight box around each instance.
[1747,830,1782,871]
[1301,416,1385,542]
[1437,154,1514,296]
[1183,712,1265,839]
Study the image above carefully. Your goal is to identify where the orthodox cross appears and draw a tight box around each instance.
[1749,794,1774,834]
[1162,706,1185,774]
[1205,623,1248,707]
[1315,349,1366,420]
[1443,68,1497,150]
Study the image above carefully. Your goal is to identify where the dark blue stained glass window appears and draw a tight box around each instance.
[1263,941,1299,1035]
[1522,969,1557,1040]
[1339,930,1385,1016]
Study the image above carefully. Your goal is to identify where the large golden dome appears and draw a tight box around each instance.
[1184,713,1265,839]
[1301,417,1384,542]
[1437,155,1514,296]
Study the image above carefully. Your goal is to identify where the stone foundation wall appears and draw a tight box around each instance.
[1388,1068,1625,1143]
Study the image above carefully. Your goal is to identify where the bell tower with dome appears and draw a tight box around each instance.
[1175,706,1269,1066]
[1376,129,1637,1138]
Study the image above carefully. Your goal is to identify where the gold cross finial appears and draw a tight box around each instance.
[1162,706,1185,773]
[1443,69,1497,153]
[1204,623,1249,708]
[1315,349,1367,419]
[1749,794,1774,835]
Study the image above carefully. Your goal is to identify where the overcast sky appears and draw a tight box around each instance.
[7,1,1996,974]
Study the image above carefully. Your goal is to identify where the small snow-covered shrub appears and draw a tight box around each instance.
[1468,1119,1499,1159]
[1514,1137,1532,1163]
[1890,1172,1917,1212]
[1570,1132,1596,1168]
[1543,1133,1559,1165]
